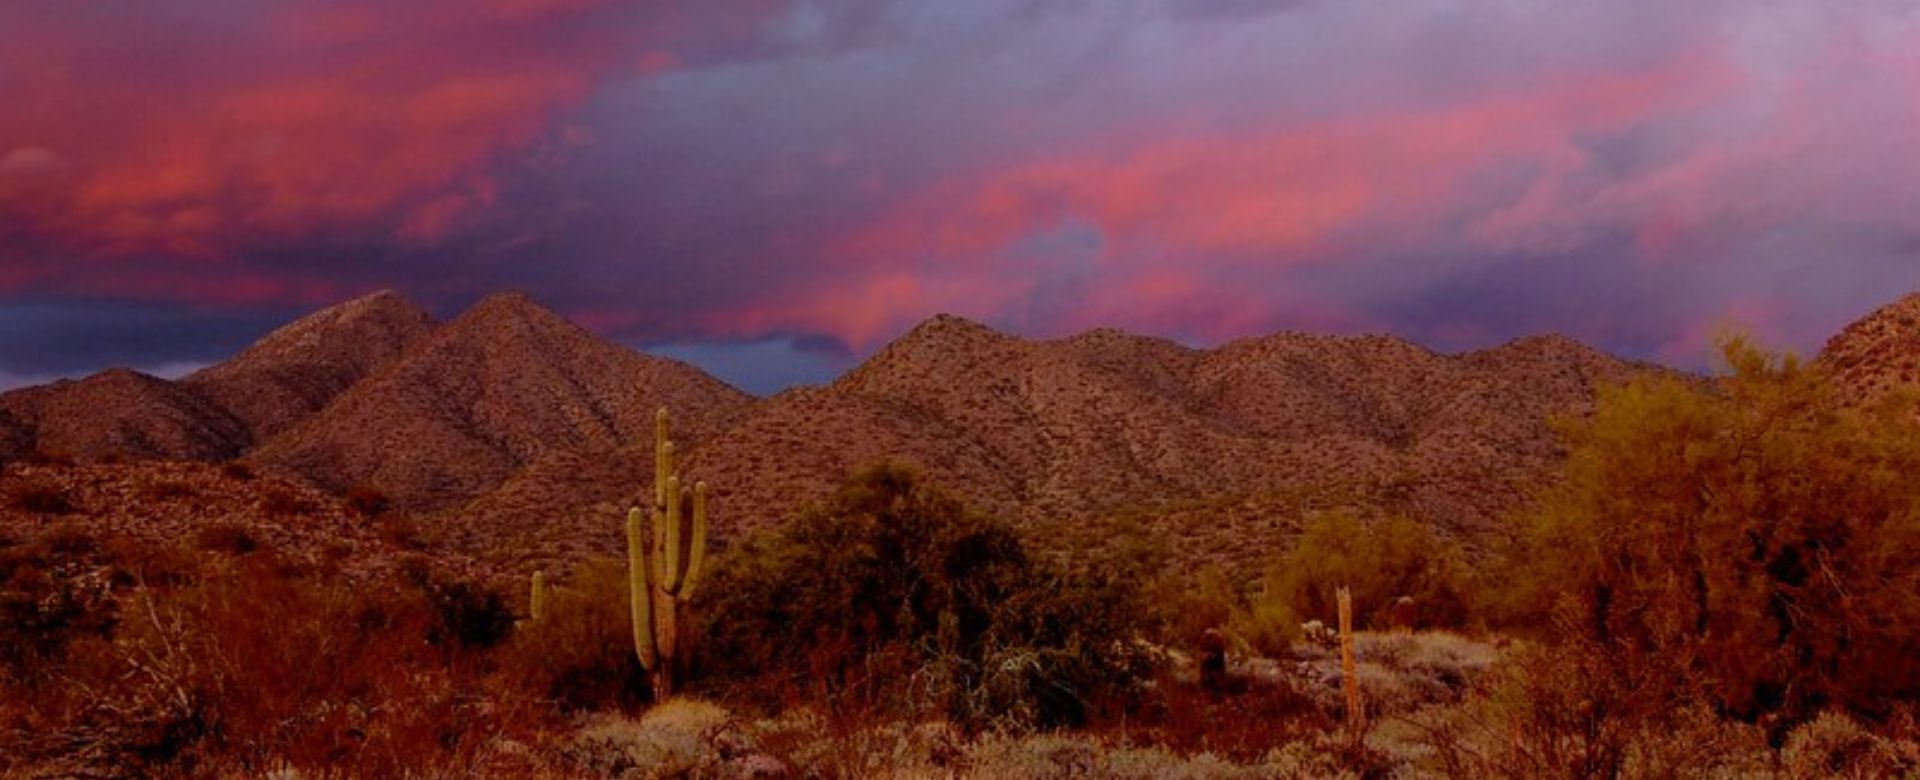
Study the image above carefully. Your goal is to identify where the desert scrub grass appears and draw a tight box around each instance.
[4,556,538,778]
[757,723,1362,780]
[1408,640,1773,780]
[1778,712,1920,780]
[564,700,760,779]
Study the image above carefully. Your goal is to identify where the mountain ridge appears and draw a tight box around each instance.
[19,292,1867,583]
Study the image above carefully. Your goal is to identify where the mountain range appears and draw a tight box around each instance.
[5,290,1917,581]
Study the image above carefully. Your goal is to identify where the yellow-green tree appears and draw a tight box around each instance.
[1260,512,1474,631]
[1520,337,1920,727]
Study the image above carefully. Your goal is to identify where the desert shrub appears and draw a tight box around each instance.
[43,521,99,556]
[141,479,196,502]
[504,559,649,711]
[194,522,260,556]
[344,484,392,517]
[1231,593,1303,659]
[1139,564,1301,663]
[258,485,315,517]
[8,557,524,776]
[1261,512,1474,631]
[1104,672,1327,762]
[103,536,199,590]
[562,702,754,778]
[701,464,1151,730]
[1514,337,1920,730]
[373,512,425,550]
[418,573,515,650]
[0,537,115,688]
[1417,641,1763,780]
[1778,711,1920,779]
[8,481,76,515]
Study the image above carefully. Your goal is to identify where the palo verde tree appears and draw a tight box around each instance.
[1518,337,1920,730]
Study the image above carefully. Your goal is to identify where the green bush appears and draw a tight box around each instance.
[1259,512,1474,631]
[700,464,1151,730]
[504,559,648,711]
[1515,337,1920,729]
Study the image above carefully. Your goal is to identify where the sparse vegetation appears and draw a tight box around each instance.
[258,484,316,516]
[194,521,261,555]
[701,463,1153,731]
[10,327,1920,777]
[8,480,76,515]
[344,483,392,517]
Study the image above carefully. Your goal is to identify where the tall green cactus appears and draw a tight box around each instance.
[627,407,710,698]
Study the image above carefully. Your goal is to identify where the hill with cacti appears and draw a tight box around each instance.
[666,316,1653,578]
[0,289,1677,581]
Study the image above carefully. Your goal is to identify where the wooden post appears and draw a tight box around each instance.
[1338,586,1363,741]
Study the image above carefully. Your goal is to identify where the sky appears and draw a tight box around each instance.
[3,1,1920,395]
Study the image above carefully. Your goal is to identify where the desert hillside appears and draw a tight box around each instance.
[1818,292,1920,402]
[0,291,1666,581]
[184,289,438,441]
[247,292,752,512]
[426,305,1661,578]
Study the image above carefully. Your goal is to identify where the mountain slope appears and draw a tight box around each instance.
[1819,293,1920,402]
[184,289,437,441]
[248,293,752,512]
[676,315,1650,575]
[0,369,250,463]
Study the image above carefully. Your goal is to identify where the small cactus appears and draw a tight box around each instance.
[627,407,711,698]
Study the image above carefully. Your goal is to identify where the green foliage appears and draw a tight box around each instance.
[1261,512,1474,631]
[506,559,649,711]
[700,464,1151,730]
[1515,336,1920,728]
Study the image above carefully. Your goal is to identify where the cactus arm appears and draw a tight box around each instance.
[627,507,657,671]
[663,475,683,591]
[650,507,667,588]
[678,481,709,603]
[655,416,672,508]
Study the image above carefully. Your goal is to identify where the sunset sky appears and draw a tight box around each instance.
[4,1,1919,394]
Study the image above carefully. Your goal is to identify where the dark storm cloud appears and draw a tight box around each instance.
[0,300,295,385]
[4,0,1920,388]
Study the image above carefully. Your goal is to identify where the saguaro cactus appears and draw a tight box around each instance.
[627,407,710,698]
[1337,586,1363,741]
[529,570,549,622]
